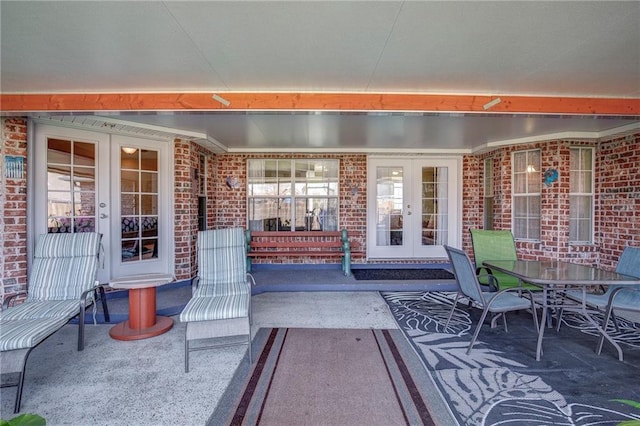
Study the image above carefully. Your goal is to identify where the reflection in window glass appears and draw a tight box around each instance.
[512,150,541,240]
[483,158,494,230]
[420,167,448,246]
[121,147,159,262]
[247,159,339,231]
[376,167,403,246]
[569,147,594,243]
[47,139,96,234]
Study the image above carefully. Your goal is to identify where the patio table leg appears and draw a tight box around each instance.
[536,297,547,361]
[579,306,623,361]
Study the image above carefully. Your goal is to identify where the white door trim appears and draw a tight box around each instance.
[32,124,175,283]
[366,156,462,259]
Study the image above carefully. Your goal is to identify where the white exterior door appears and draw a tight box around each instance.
[367,157,461,259]
[33,124,173,283]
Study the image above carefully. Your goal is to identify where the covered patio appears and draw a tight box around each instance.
[1,2,640,424]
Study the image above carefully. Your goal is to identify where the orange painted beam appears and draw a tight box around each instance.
[1,92,639,115]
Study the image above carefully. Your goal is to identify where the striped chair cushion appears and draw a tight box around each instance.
[0,300,80,321]
[179,295,248,323]
[196,228,249,297]
[28,233,101,301]
[0,317,68,351]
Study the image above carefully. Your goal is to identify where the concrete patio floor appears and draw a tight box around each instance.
[0,291,399,425]
[3,267,637,425]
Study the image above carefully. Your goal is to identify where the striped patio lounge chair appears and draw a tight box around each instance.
[1,232,109,351]
[179,228,255,373]
[1,316,69,413]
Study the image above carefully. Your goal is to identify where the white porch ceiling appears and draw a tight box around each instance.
[2,1,639,152]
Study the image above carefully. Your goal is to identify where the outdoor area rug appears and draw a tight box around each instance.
[208,327,456,426]
[382,291,640,426]
[352,268,454,281]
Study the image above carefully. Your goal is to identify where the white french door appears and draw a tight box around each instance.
[33,124,173,283]
[367,157,461,259]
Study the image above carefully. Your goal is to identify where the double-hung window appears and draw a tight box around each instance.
[247,159,339,232]
[512,149,541,240]
[569,147,594,243]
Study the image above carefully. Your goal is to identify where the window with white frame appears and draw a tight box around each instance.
[569,147,594,243]
[247,159,339,232]
[483,158,494,230]
[512,150,541,240]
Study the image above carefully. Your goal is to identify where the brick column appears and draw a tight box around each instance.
[1,118,28,304]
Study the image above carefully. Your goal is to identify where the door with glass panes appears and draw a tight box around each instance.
[367,157,460,259]
[34,124,172,282]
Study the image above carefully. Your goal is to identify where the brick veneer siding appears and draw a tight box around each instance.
[461,155,482,254]
[467,134,639,271]
[596,133,640,270]
[172,139,218,281]
[1,118,28,304]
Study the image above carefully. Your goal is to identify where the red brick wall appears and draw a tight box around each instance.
[461,155,482,254]
[466,134,639,271]
[597,133,640,270]
[1,118,28,303]
[172,140,218,281]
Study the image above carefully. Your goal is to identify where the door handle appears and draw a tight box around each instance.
[100,213,108,219]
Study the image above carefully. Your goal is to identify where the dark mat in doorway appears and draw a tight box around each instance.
[352,268,454,281]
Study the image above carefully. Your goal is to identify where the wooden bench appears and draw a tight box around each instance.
[245,229,358,276]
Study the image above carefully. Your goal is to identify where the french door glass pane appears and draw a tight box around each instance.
[47,138,96,233]
[421,167,448,246]
[121,147,159,262]
[376,166,403,246]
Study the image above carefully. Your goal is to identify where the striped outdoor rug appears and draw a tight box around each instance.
[208,328,448,426]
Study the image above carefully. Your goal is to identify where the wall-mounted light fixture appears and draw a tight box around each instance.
[544,168,559,186]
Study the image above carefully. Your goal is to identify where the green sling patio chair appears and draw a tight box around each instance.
[179,228,255,373]
[470,229,538,291]
[0,232,110,351]
[444,245,539,355]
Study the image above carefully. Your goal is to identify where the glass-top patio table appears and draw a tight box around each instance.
[483,260,640,361]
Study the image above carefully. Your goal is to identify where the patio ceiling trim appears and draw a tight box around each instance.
[2,93,639,115]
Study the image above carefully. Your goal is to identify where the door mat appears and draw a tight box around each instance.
[351,268,454,281]
[208,328,450,425]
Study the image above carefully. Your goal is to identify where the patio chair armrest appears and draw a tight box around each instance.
[247,273,256,287]
[77,281,106,303]
[476,265,493,276]
[477,273,498,292]
[191,276,200,296]
[2,291,27,309]
[606,286,640,304]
